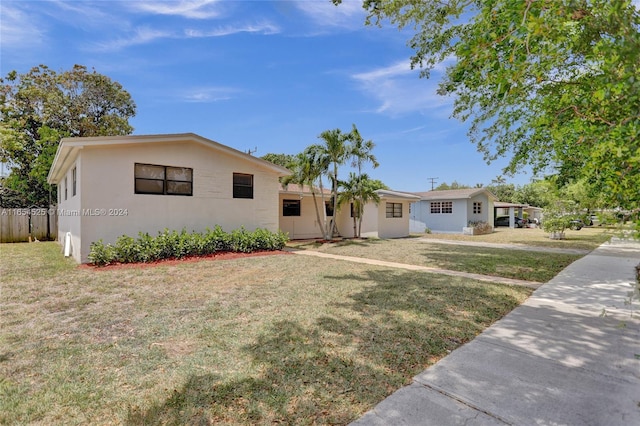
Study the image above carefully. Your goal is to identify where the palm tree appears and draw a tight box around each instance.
[338,172,380,238]
[317,128,349,236]
[288,145,332,240]
[348,124,379,177]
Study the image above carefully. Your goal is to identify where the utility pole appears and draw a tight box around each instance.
[427,177,438,191]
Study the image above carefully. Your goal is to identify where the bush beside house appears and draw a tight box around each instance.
[88,226,288,266]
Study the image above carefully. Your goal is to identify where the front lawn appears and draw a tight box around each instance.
[294,238,584,282]
[418,226,612,251]
[0,242,532,425]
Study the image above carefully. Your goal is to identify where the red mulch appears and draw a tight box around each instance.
[78,250,291,271]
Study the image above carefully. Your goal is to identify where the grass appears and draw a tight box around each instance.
[416,226,613,251]
[290,238,586,283]
[0,242,532,425]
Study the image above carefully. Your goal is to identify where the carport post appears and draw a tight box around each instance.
[509,206,515,228]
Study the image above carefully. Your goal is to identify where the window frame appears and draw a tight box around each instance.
[442,201,453,214]
[386,202,403,218]
[283,199,301,216]
[233,173,254,199]
[473,201,482,214]
[134,163,193,196]
[72,167,77,197]
[325,200,334,217]
[430,201,441,214]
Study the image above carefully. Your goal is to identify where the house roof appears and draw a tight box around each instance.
[375,189,421,200]
[495,202,543,210]
[279,183,331,195]
[47,133,292,184]
[411,188,498,201]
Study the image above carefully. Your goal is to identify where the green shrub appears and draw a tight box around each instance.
[88,226,289,266]
[114,235,138,263]
[87,240,115,266]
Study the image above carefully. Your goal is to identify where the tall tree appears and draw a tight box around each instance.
[287,146,332,240]
[317,128,350,236]
[339,0,640,210]
[348,124,379,177]
[0,64,136,205]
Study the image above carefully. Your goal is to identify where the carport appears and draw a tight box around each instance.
[494,202,526,228]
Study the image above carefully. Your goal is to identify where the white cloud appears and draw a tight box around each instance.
[293,0,364,29]
[92,27,175,51]
[185,22,280,37]
[180,86,241,103]
[127,0,225,19]
[0,2,46,50]
[351,60,453,116]
[91,20,279,52]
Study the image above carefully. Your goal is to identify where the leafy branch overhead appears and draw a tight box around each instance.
[338,0,640,210]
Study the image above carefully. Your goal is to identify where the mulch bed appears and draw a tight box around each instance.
[79,250,291,271]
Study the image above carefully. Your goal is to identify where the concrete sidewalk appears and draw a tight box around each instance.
[351,238,640,426]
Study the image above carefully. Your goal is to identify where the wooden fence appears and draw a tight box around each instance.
[0,208,58,243]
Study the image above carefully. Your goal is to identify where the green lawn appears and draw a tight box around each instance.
[0,242,532,425]
[290,238,587,283]
[417,226,613,251]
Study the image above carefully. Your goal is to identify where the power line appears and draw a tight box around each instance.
[427,177,438,191]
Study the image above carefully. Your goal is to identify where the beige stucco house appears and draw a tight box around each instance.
[47,133,290,263]
[279,184,419,240]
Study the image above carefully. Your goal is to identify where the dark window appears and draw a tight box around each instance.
[135,163,193,196]
[325,200,334,217]
[64,177,68,201]
[430,201,440,214]
[233,173,253,199]
[442,201,453,214]
[72,167,77,197]
[386,202,402,218]
[473,201,482,214]
[283,199,301,216]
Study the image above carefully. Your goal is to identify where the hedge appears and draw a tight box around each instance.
[88,226,289,266]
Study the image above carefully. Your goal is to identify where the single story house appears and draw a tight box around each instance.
[47,133,290,263]
[409,188,497,233]
[278,184,419,240]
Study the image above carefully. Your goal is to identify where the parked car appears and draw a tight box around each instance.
[569,219,584,230]
[494,216,526,228]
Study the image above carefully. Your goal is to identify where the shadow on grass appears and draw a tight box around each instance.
[126,269,527,425]
[416,245,580,282]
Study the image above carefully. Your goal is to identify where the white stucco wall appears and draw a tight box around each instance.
[279,194,332,240]
[67,141,281,262]
[56,157,83,262]
[376,200,412,238]
[467,194,494,226]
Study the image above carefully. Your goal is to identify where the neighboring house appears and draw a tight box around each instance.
[47,133,290,263]
[409,188,497,233]
[278,185,419,240]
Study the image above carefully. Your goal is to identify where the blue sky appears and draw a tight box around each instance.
[1,0,533,191]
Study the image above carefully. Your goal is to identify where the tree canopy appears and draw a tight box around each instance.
[0,64,136,205]
[341,0,640,210]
